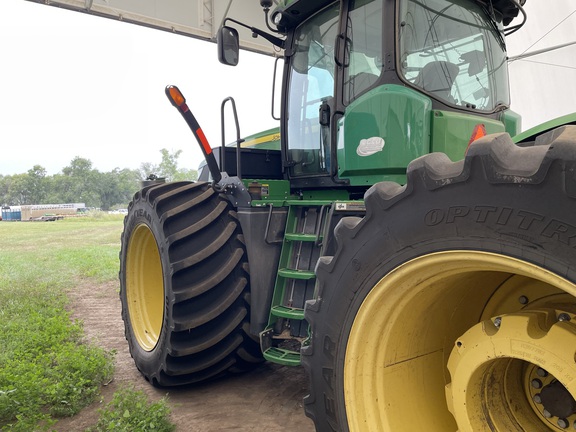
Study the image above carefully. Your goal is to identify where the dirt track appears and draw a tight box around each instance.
[58,281,316,431]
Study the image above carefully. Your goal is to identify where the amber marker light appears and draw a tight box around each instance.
[165,85,188,111]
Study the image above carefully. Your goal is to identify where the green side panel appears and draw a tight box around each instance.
[431,110,505,161]
[502,109,522,137]
[300,189,350,201]
[512,112,576,144]
[240,127,281,150]
[338,84,432,186]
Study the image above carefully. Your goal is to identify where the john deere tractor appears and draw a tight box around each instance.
[119,0,576,430]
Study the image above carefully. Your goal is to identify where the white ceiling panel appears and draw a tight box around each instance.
[25,0,278,55]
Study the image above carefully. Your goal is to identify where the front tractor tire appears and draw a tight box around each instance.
[119,181,262,387]
[302,127,576,431]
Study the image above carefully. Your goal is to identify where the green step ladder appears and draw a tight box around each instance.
[261,202,329,366]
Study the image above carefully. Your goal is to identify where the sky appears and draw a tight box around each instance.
[0,0,575,176]
[0,0,278,176]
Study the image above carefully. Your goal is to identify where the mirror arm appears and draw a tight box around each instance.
[223,18,285,49]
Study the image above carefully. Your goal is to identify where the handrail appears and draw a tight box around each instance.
[221,97,244,179]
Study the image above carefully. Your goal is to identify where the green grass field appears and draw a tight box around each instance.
[0,216,174,431]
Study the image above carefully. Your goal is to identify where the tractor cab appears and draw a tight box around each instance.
[220,0,522,189]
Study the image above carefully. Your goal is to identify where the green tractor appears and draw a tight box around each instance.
[119,0,576,430]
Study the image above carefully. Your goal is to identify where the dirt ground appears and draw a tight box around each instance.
[58,281,316,432]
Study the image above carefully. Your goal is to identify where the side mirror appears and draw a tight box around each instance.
[218,26,240,66]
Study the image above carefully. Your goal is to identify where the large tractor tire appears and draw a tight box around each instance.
[119,181,263,387]
[302,127,576,431]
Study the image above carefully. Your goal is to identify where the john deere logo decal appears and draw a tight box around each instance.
[357,137,385,157]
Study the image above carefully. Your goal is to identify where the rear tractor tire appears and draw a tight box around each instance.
[119,181,263,386]
[302,127,576,431]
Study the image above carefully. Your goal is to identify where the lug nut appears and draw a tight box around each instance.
[543,409,552,418]
[558,418,569,429]
[558,313,571,322]
[518,295,529,305]
[536,368,548,378]
[533,394,542,404]
[531,379,543,389]
[494,317,502,328]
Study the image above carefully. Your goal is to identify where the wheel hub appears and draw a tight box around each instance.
[529,367,576,428]
[446,309,576,431]
[539,380,576,419]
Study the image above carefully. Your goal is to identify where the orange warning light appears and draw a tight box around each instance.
[166,85,186,108]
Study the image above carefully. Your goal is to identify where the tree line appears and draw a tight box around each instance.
[0,149,198,211]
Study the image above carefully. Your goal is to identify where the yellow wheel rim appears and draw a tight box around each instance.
[344,251,576,431]
[125,223,164,351]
